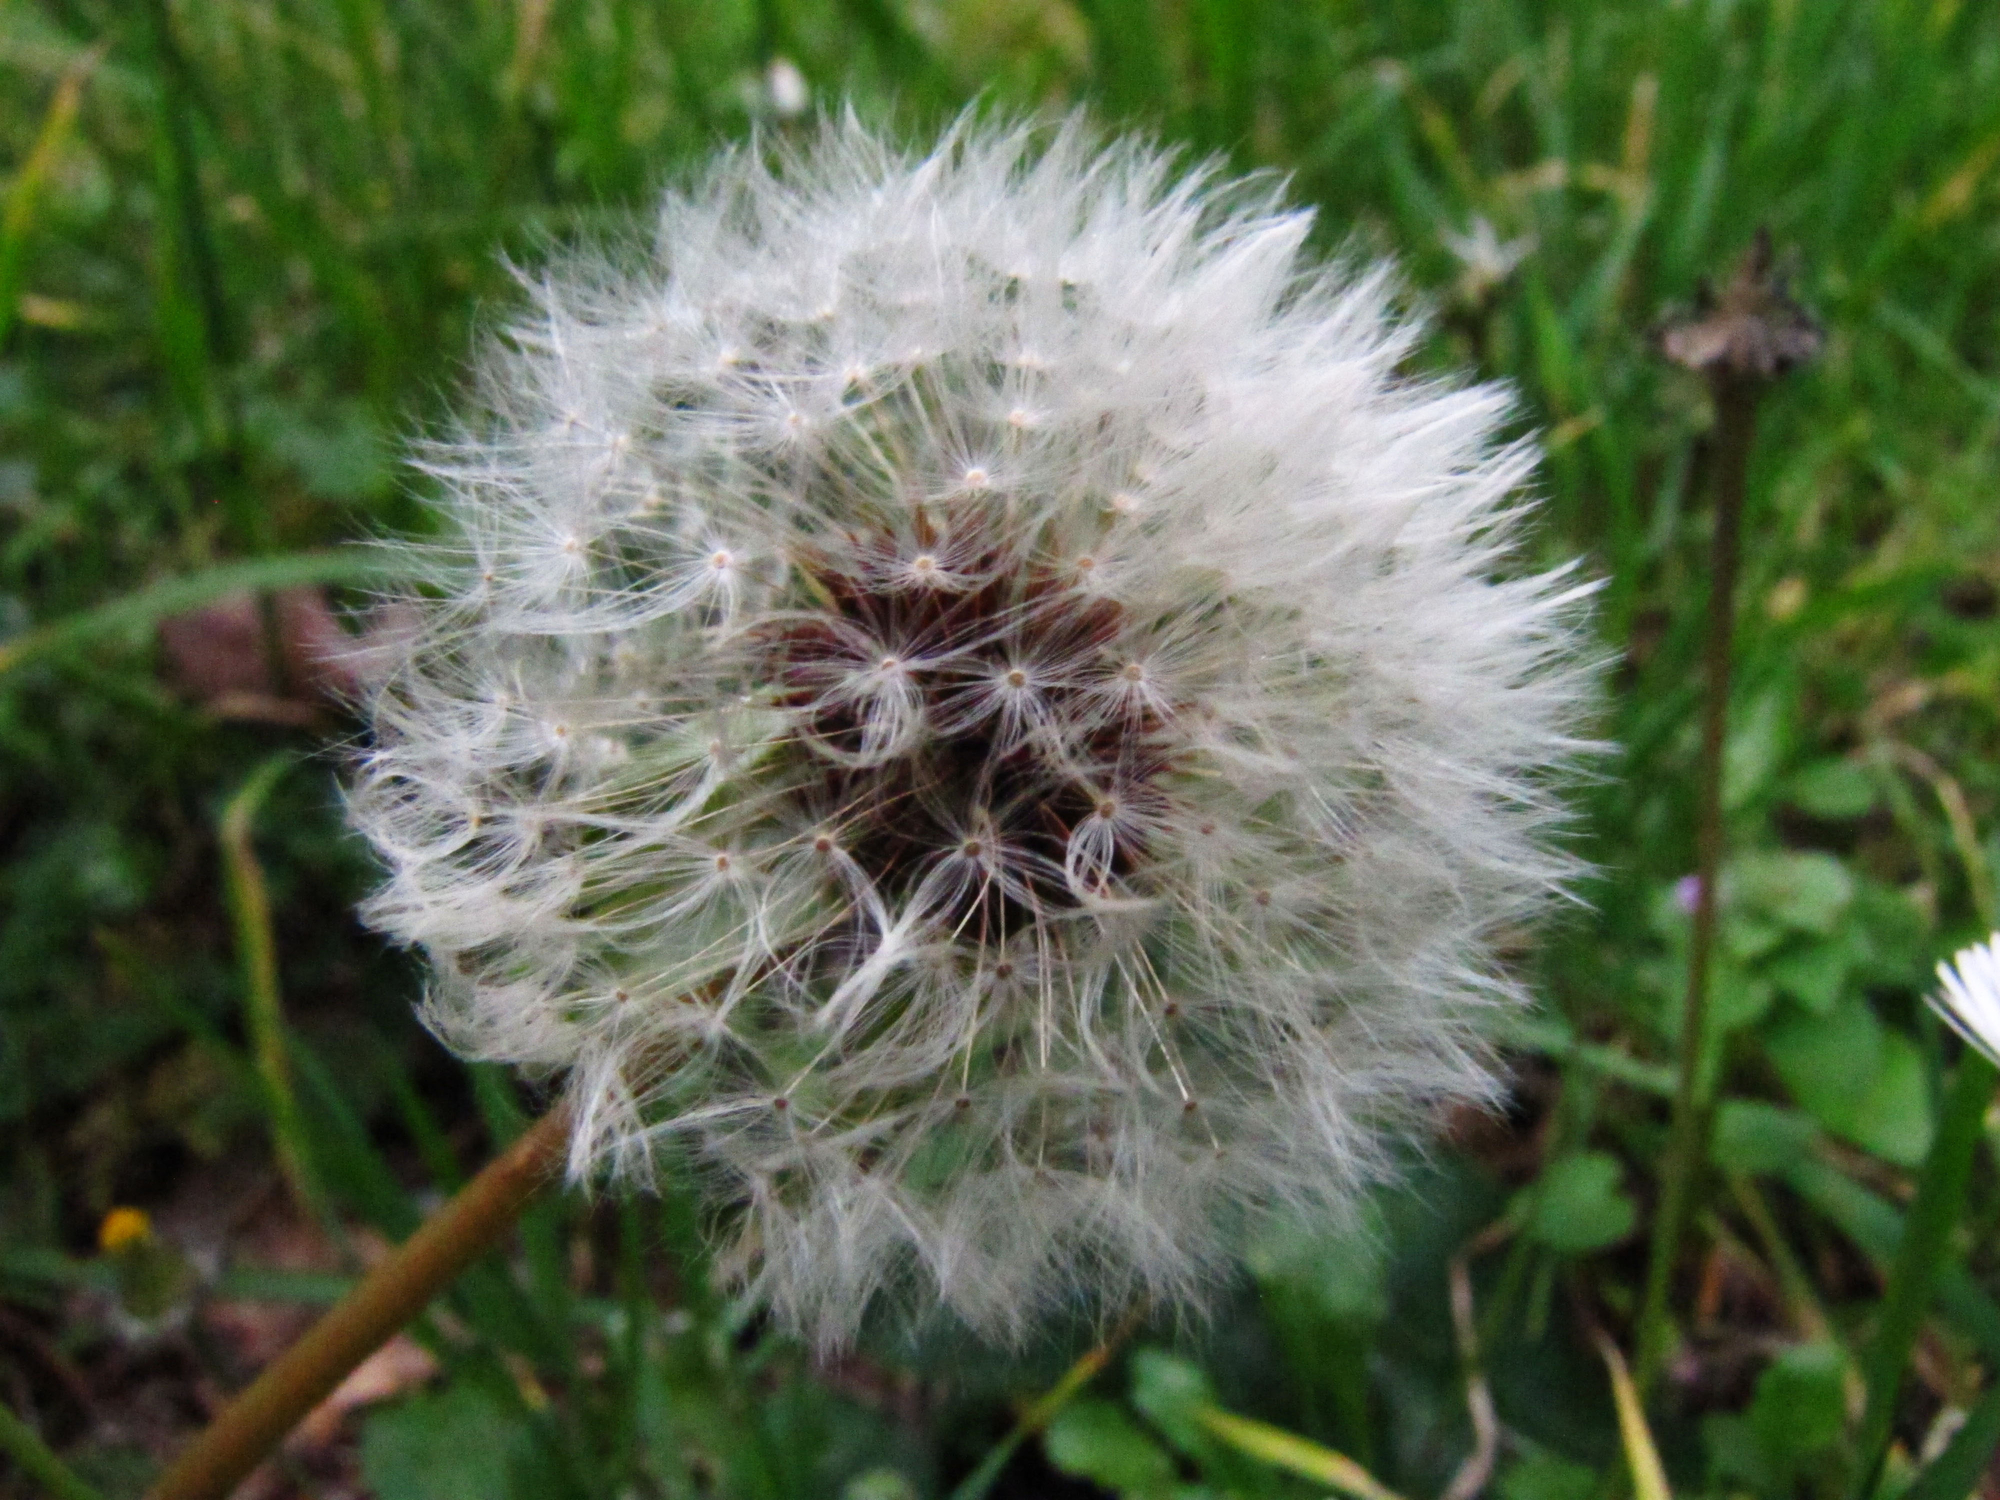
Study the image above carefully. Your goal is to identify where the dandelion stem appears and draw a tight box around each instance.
[1634,366,1758,1390]
[145,1103,570,1500]
[1849,1050,1998,1500]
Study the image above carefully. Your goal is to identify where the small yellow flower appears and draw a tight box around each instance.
[97,1205,153,1254]
[99,1206,195,1322]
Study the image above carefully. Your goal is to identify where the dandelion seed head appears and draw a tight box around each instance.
[350,114,1597,1349]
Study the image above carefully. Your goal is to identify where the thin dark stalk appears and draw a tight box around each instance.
[146,1105,570,1500]
[1634,369,1758,1390]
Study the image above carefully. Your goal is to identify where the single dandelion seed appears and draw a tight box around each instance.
[350,115,1596,1350]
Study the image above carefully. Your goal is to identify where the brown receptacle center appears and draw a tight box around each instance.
[758,525,1174,935]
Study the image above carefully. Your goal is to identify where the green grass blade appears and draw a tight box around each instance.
[1785,1156,2000,1363]
[220,753,323,1222]
[0,45,100,351]
[0,549,411,680]
[1194,1406,1407,1500]
[1898,1378,2000,1500]
[1849,1053,1999,1500]
[0,1399,103,1500]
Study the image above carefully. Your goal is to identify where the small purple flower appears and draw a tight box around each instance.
[1674,874,1704,915]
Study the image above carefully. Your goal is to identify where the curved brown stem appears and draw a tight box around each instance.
[147,1104,571,1500]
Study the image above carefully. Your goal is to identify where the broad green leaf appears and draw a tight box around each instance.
[1522,1151,1636,1254]
[1729,851,1855,936]
[1498,1454,1598,1500]
[1045,1400,1177,1494]
[1245,1206,1389,1324]
[1762,939,1849,1014]
[1722,913,1787,964]
[1763,995,1881,1124]
[1710,956,1777,1032]
[1710,1101,1817,1175]
[1843,1030,1935,1168]
[1722,688,1791,811]
[360,1384,523,1500]
[1127,1349,1214,1453]
[1782,759,1878,819]
[1703,1412,1768,1489]
[1765,999,1934,1166]
[1849,882,1930,986]
[843,1470,920,1500]
[1748,1342,1847,1463]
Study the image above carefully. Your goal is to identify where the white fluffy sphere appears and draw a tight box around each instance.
[351,116,1596,1348]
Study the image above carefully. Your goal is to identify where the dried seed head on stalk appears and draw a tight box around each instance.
[1659,227,1823,382]
[349,116,1597,1348]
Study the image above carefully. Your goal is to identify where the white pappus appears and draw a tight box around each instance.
[349,114,1599,1348]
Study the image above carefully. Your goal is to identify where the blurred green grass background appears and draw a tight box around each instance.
[3,0,2000,1497]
